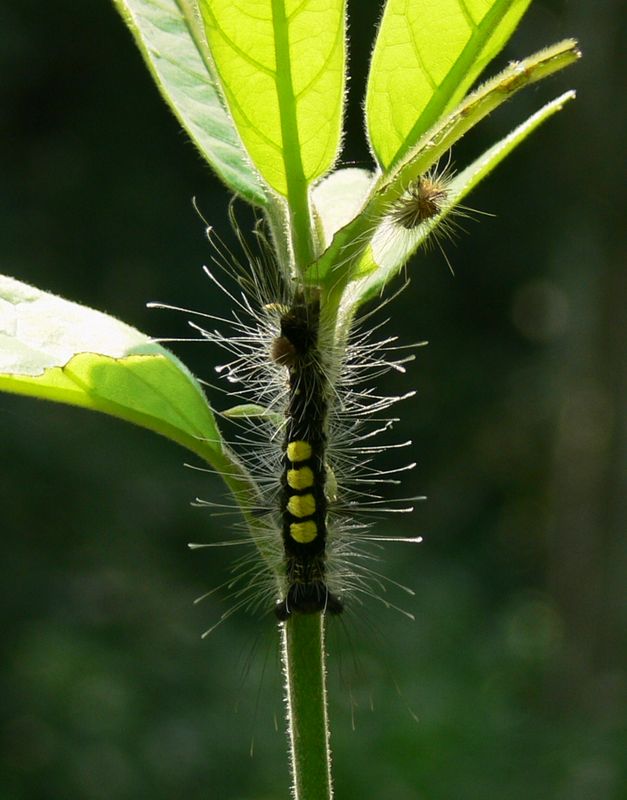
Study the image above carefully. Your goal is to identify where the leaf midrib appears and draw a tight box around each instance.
[390,0,518,168]
[271,0,311,265]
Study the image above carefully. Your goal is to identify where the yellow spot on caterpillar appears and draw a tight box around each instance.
[287,467,314,490]
[289,520,318,544]
[287,441,312,462]
[288,493,316,518]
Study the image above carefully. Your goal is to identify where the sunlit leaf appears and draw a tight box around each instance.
[113,0,268,205]
[366,0,532,168]
[198,0,346,199]
[314,39,580,297]
[351,90,577,304]
[0,275,226,466]
[311,168,374,251]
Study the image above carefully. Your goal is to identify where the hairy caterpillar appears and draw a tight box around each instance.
[157,205,425,631]
[271,292,344,620]
[389,168,451,230]
[383,159,486,276]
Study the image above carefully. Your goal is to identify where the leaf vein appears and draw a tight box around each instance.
[456,0,479,32]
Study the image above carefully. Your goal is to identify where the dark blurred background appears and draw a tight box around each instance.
[1,0,625,798]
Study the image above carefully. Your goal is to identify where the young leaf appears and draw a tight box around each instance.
[0,275,226,468]
[366,0,533,169]
[314,39,580,302]
[198,0,346,202]
[379,40,580,203]
[222,403,282,422]
[353,90,577,304]
[113,0,268,206]
[311,167,374,250]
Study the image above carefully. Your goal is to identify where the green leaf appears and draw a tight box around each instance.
[113,0,267,206]
[314,39,580,305]
[222,403,282,424]
[352,90,577,304]
[0,275,226,467]
[366,0,533,168]
[198,0,346,200]
[369,40,581,232]
[311,167,374,250]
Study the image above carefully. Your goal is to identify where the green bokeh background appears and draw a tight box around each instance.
[1,1,625,798]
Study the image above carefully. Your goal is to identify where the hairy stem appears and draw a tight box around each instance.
[282,614,333,800]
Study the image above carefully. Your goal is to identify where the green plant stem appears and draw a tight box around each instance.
[282,614,333,800]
